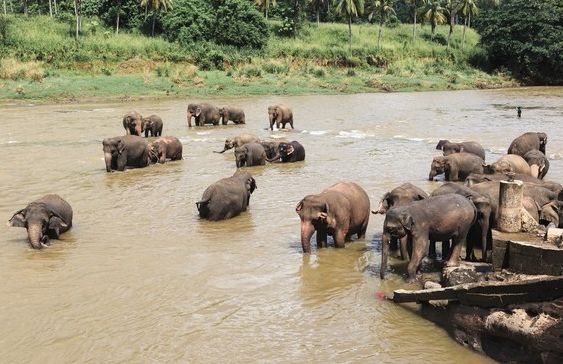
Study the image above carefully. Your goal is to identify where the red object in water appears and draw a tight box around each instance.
[375,291,387,300]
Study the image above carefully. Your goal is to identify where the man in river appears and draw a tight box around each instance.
[517,106,522,118]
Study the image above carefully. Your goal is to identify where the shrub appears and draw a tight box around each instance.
[0,57,44,82]
[161,0,214,45]
[213,0,268,49]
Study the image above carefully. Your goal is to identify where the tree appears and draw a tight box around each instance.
[255,0,276,20]
[418,0,446,38]
[335,0,364,51]
[368,0,395,49]
[475,0,562,85]
[309,0,326,26]
[458,0,478,47]
[140,0,173,36]
[116,0,122,33]
[404,0,426,42]
[74,0,81,40]
[444,0,458,47]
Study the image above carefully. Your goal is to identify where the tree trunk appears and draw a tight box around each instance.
[412,6,417,42]
[468,13,471,28]
[348,14,352,52]
[3,0,6,15]
[316,7,319,26]
[48,0,52,16]
[462,17,467,49]
[116,0,121,34]
[151,10,156,36]
[265,6,268,21]
[447,9,454,48]
[22,0,27,15]
[74,0,79,40]
[378,19,383,49]
[54,0,57,14]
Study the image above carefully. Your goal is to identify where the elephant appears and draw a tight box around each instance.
[523,149,549,179]
[214,134,260,154]
[187,103,221,127]
[219,106,246,125]
[380,194,477,282]
[196,172,257,221]
[102,135,150,172]
[234,143,267,168]
[430,183,493,261]
[296,181,370,253]
[465,173,562,194]
[148,136,183,164]
[485,154,531,175]
[508,132,547,156]
[429,153,484,181]
[268,104,294,130]
[470,181,562,229]
[372,183,428,260]
[436,140,486,160]
[8,194,73,249]
[123,111,143,136]
[267,141,305,163]
[142,115,163,137]
[260,140,286,160]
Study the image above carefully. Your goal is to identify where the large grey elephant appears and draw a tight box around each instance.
[436,140,486,160]
[219,106,246,125]
[465,173,562,193]
[430,183,493,261]
[508,132,547,156]
[485,154,531,175]
[429,153,484,181]
[523,149,549,179]
[381,194,477,282]
[234,143,267,168]
[142,115,163,137]
[187,103,221,127]
[196,172,257,221]
[268,104,294,130]
[102,135,150,172]
[214,134,260,154]
[267,141,305,163]
[296,182,370,253]
[123,111,143,136]
[148,136,183,164]
[8,194,73,249]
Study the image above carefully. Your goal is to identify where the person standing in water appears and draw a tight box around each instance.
[517,106,522,118]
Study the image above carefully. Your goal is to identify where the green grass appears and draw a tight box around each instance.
[0,15,516,101]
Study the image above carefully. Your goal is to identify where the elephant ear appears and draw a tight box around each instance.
[295,200,304,213]
[399,213,414,231]
[117,139,126,154]
[48,214,68,237]
[195,107,202,117]
[8,209,26,227]
[436,140,447,150]
[246,177,257,194]
[539,201,560,226]
[286,144,295,155]
[318,203,329,220]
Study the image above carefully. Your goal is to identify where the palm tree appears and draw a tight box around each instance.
[404,0,426,42]
[368,0,395,49]
[255,0,277,20]
[418,0,447,39]
[458,0,478,47]
[141,0,173,36]
[444,0,458,47]
[335,0,364,51]
[310,0,326,26]
[116,0,122,34]
[74,0,81,40]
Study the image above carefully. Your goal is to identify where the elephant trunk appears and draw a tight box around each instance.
[104,152,113,172]
[213,148,228,154]
[429,171,436,181]
[300,221,315,253]
[187,112,192,127]
[530,164,540,178]
[380,232,390,279]
[27,223,44,249]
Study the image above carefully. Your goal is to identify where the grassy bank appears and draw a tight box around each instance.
[0,16,516,101]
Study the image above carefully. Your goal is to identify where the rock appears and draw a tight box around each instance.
[546,228,563,246]
[521,208,540,233]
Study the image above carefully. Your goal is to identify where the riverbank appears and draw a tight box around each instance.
[0,16,517,102]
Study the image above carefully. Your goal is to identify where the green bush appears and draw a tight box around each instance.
[161,0,214,45]
[475,0,563,85]
[213,0,268,49]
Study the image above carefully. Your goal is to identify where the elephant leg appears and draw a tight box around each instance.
[144,129,149,138]
[334,229,346,248]
[445,237,464,267]
[357,222,367,239]
[399,236,409,261]
[289,118,294,129]
[117,153,127,171]
[407,237,428,282]
[316,226,327,249]
[442,240,451,261]
[428,240,437,259]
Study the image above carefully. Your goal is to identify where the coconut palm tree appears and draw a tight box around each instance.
[335,0,365,51]
[310,0,326,26]
[444,0,458,47]
[368,0,395,49]
[116,0,122,34]
[404,0,426,42]
[255,0,277,20]
[141,0,173,36]
[458,0,478,47]
[418,0,447,39]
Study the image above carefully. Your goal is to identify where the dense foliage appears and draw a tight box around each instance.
[475,0,563,85]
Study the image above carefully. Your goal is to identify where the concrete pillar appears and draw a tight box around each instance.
[497,178,523,233]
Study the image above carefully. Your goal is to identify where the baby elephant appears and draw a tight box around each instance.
[142,115,163,137]
[8,194,73,249]
[196,172,257,221]
[148,136,183,164]
[234,142,266,168]
[214,134,260,154]
[219,106,246,125]
[268,141,305,163]
[296,181,370,253]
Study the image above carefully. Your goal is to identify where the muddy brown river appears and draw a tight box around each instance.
[1,88,562,363]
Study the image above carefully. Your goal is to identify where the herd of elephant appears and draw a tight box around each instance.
[7,112,561,283]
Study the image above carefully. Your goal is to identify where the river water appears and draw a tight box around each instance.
[1,88,562,363]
